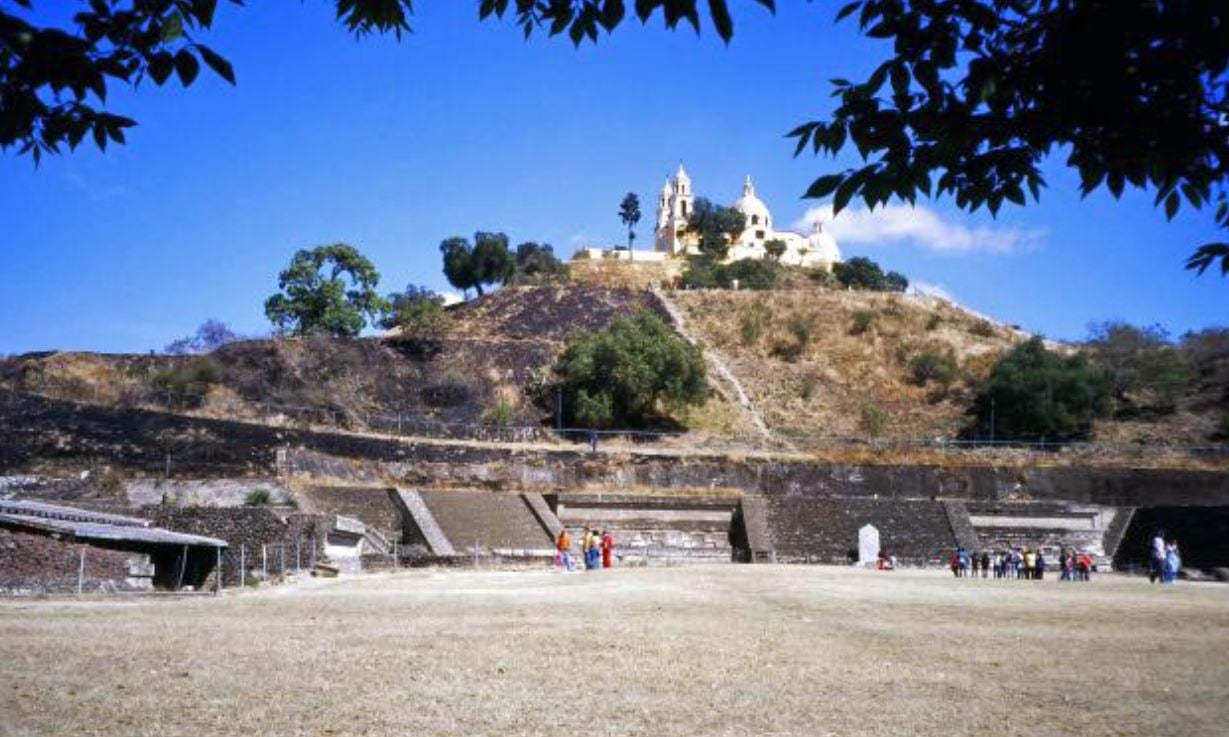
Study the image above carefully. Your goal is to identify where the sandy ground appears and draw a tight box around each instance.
[1,566,1226,737]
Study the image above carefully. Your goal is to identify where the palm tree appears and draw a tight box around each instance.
[619,192,641,260]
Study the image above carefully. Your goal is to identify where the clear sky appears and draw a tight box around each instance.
[1,1,1224,355]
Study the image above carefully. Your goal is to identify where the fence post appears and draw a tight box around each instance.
[309,537,317,570]
[261,544,267,580]
[215,547,222,596]
[280,544,286,576]
[240,544,246,587]
[295,541,301,572]
[76,548,85,595]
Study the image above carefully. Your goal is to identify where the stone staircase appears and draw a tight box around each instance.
[554,492,739,565]
[391,489,456,556]
[963,501,1125,567]
[417,491,555,557]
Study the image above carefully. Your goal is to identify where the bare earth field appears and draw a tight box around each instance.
[1,566,1227,737]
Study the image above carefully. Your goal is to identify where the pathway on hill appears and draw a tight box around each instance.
[651,289,778,445]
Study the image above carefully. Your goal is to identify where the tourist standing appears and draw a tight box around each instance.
[588,429,599,453]
[600,529,614,569]
[1149,530,1166,583]
[581,527,594,570]
[556,527,573,571]
[588,528,602,570]
[970,550,980,578]
[980,551,990,579]
[1163,540,1181,584]
[1077,551,1093,582]
[1035,551,1046,581]
[1023,549,1036,581]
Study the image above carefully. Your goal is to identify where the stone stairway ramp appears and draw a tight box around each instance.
[651,289,776,444]
[418,491,555,555]
[390,489,456,556]
[941,500,979,552]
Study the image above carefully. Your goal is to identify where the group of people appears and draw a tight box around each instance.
[948,546,1096,581]
[1149,530,1183,584]
[554,527,614,571]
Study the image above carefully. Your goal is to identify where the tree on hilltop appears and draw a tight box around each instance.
[970,337,1112,442]
[555,311,707,429]
[833,256,907,293]
[164,319,239,355]
[440,232,514,297]
[686,197,746,260]
[513,242,566,284]
[264,244,387,337]
[619,193,641,251]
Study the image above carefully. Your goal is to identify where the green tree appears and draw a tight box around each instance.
[513,241,565,284]
[686,197,746,260]
[555,311,707,428]
[970,337,1113,442]
[1086,322,1193,411]
[264,244,387,337]
[763,239,787,262]
[833,256,907,292]
[379,284,448,339]
[439,232,514,297]
[164,319,239,355]
[619,192,641,251]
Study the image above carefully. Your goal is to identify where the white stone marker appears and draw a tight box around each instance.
[858,524,880,567]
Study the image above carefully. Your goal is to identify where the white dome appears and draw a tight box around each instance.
[731,176,771,228]
[806,222,841,263]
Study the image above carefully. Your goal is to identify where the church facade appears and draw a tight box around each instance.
[653,164,841,269]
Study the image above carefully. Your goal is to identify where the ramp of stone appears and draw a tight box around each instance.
[554,493,738,563]
[296,485,403,540]
[765,497,953,565]
[418,491,554,555]
[391,490,455,555]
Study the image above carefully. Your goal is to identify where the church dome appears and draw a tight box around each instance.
[731,176,771,229]
[806,221,842,263]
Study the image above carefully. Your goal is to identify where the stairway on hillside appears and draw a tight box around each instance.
[651,290,776,444]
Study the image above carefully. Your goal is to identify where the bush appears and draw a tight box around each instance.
[970,320,996,338]
[833,257,908,292]
[151,359,222,407]
[1086,321,1194,411]
[969,337,1113,442]
[245,488,273,506]
[908,350,959,388]
[859,403,889,438]
[380,285,448,341]
[680,257,777,290]
[773,313,817,362]
[849,309,876,336]
[485,400,516,427]
[925,313,942,331]
[555,312,707,428]
[738,304,772,347]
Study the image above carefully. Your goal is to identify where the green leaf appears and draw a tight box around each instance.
[174,49,200,86]
[836,2,861,22]
[161,11,184,43]
[804,174,845,199]
[707,0,733,43]
[148,51,174,85]
[196,44,235,84]
[1165,190,1180,220]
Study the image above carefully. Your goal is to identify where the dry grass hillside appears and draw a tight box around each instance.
[671,289,1026,442]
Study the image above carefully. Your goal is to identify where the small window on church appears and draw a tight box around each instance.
[751,214,759,225]
[681,202,688,217]
[756,230,765,239]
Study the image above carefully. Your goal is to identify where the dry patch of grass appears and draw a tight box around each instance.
[1,567,1227,737]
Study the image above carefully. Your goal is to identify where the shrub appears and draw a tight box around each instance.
[772,313,817,362]
[380,285,448,340]
[738,304,772,347]
[555,312,707,428]
[969,337,1113,442]
[970,320,996,338]
[722,258,778,290]
[925,313,942,331]
[908,350,960,388]
[859,403,889,438]
[833,257,908,292]
[245,488,273,506]
[151,359,222,407]
[485,400,516,427]
[849,309,876,336]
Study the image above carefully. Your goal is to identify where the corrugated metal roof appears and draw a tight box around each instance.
[0,512,226,548]
[0,499,150,528]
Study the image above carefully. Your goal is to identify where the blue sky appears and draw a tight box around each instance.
[0,1,1224,354]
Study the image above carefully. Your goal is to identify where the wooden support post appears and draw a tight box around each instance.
[175,544,188,591]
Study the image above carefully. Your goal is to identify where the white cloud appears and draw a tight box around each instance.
[439,291,464,306]
[794,203,1044,254]
[908,281,955,302]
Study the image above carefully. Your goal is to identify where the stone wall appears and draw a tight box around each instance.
[145,506,327,586]
[765,497,954,566]
[0,529,150,595]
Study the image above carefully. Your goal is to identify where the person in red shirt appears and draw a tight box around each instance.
[600,529,614,569]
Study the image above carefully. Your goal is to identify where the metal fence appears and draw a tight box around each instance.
[4,387,1227,464]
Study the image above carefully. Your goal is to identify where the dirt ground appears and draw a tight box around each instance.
[1,566,1226,737]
